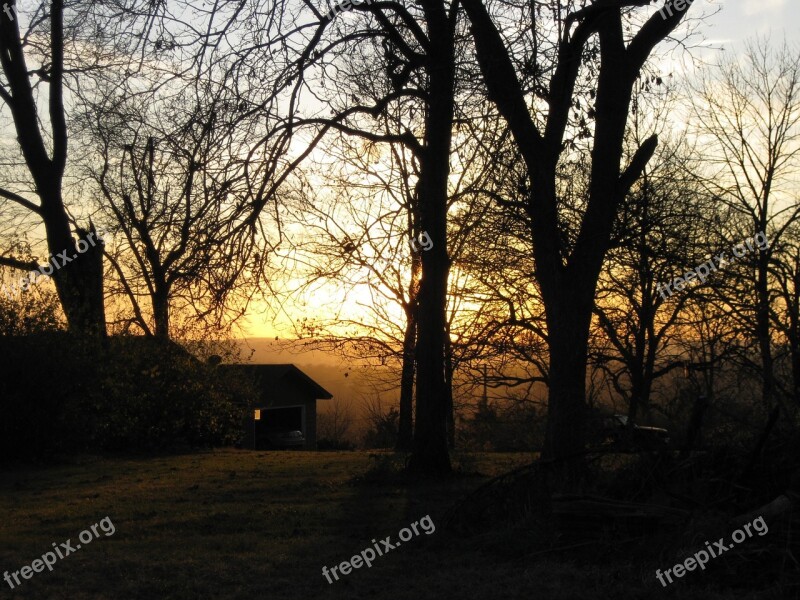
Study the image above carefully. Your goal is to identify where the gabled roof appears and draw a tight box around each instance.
[221,363,333,399]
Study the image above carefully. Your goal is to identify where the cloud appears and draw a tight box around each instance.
[743,0,785,16]
[699,39,734,46]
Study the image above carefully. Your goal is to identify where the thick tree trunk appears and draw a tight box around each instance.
[628,369,643,425]
[542,284,594,469]
[407,1,455,475]
[628,361,653,424]
[396,306,416,451]
[41,194,106,337]
[70,229,105,337]
[152,286,170,340]
[680,394,709,458]
[411,253,451,474]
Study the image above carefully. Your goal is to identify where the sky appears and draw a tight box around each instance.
[700,0,798,47]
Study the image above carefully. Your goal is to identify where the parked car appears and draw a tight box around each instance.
[601,414,671,450]
[265,430,305,449]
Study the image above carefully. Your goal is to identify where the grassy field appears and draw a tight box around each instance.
[0,450,783,599]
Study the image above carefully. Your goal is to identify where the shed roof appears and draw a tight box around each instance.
[221,364,333,400]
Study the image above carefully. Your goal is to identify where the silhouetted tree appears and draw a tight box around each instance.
[593,107,715,424]
[80,87,279,339]
[0,0,106,336]
[690,37,800,409]
[461,0,695,479]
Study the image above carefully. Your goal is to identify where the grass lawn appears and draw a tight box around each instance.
[0,450,782,599]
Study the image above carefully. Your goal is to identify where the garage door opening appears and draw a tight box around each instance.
[254,406,304,449]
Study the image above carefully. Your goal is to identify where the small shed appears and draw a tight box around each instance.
[223,364,333,450]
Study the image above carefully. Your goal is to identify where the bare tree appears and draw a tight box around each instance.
[235,0,463,473]
[279,127,423,452]
[593,114,715,425]
[79,84,281,339]
[690,37,800,409]
[0,0,109,336]
[461,0,696,477]
[283,89,509,454]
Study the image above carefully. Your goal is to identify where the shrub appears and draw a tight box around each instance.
[362,406,399,449]
[0,334,249,460]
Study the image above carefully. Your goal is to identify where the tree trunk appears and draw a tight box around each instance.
[41,195,106,337]
[444,331,455,449]
[756,250,775,407]
[542,283,594,473]
[412,253,451,474]
[627,357,654,425]
[396,305,416,451]
[152,286,170,340]
[792,334,800,406]
[628,369,643,425]
[407,1,455,476]
[680,394,709,458]
[792,260,800,405]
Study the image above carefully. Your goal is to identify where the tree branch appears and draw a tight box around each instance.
[0,255,39,272]
[627,0,694,71]
[619,134,658,195]
[460,0,544,165]
[50,0,67,174]
[0,186,42,214]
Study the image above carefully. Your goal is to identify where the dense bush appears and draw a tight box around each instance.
[0,334,250,460]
